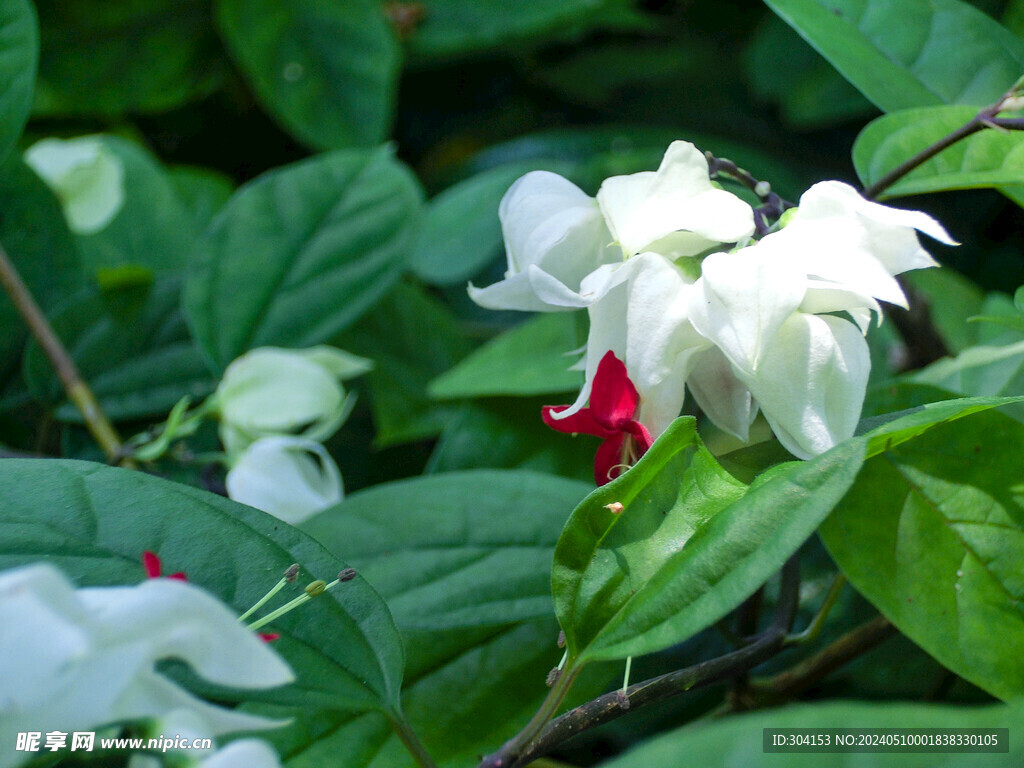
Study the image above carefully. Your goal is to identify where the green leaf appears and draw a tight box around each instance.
[33,0,223,117]
[903,267,986,354]
[169,165,235,232]
[411,161,567,286]
[603,700,1021,768]
[74,135,199,276]
[336,281,472,447]
[763,0,1024,112]
[0,0,36,163]
[854,106,1024,198]
[429,313,583,400]
[184,146,423,371]
[821,408,1024,700]
[407,0,644,62]
[0,459,405,717]
[216,0,399,150]
[274,469,608,767]
[909,343,1024,422]
[22,278,214,421]
[0,154,81,383]
[302,469,590,631]
[425,398,593,482]
[553,417,864,663]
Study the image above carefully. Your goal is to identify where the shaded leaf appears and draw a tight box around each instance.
[184,146,423,371]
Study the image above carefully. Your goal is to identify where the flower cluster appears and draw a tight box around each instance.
[211,346,371,523]
[0,563,293,768]
[470,141,955,460]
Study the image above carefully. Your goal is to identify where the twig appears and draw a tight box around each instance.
[862,114,1024,202]
[705,152,796,236]
[748,614,895,706]
[0,242,133,467]
[495,556,802,768]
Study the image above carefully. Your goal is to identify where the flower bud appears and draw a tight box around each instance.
[225,436,343,524]
[214,346,372,457]
[24,136,125,234]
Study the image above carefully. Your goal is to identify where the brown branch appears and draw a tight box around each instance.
[0,242,133,467]
[495,556,802,768]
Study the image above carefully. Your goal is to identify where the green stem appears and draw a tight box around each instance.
[387,710,439,768]
[785,573,846,647]
[478,662,582,768]
[0,241,133,468]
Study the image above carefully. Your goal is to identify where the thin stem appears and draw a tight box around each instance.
[498,556,801,768]
[387,710,439,768]
[0,241,132,467]
[750,614,895,704]
[785,573,846,646]
[861,96,1024,201]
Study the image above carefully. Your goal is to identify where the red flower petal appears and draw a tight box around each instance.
[168,572,188,581]
[588,352,641,431]
[142,551,162,579]
[594,432,627,486]
[541,405,616,439]
[259,633,281,642]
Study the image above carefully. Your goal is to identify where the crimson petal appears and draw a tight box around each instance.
[542,404,617,439]
[588,351,641,431]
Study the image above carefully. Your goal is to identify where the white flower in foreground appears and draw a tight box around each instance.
[469,141,754,311]
[196,739,283,768]
[214,346,371,458]
[226,436,343,524]
[127,739,282,768]
[0,564,294,768]
[24,136,125,234]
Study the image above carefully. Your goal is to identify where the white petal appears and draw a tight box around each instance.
[226,436,344,524]
[597,141,754,257]
[686,346,756,442]
[471,171,618,311]
[741,313,870,459]
[198,740,283,768]
[300,346,373,379]
[80,578,294,690]
[216,348,346,450]
[801,278,883,333]
[24,136,125,234]
[688,245,805,376]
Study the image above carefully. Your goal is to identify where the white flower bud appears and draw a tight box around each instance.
[24,136,125,235]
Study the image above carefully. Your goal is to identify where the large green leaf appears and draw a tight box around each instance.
[0,154,81,384]
[821,409,1024,700]
[554,417,862,663]
[0,0,36,163]
[604,700,1020,768]
[763,0,1024,113]
[555,398,1019,665]
[33,0,222,117]
[0,459,405,718]
[302,470,591,630]
[410,161,566,287]
[336,281,472,447]
[276,469,606,767]
[216,0,399,150]
[184,147,423,371]
[854,106,1024,198]
[407,0,644,62]
[74,135,199,277]
[22,279,213,422]
[429,313,583,400]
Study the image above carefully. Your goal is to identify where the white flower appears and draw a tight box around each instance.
[0,564,294,768]
[24,136,125,235]
[596,140,755,258]
[468,141,754,312]
[226,436,343,524]
[214,346,371,458]
[468,171,619,310]
[196,740,283,768]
